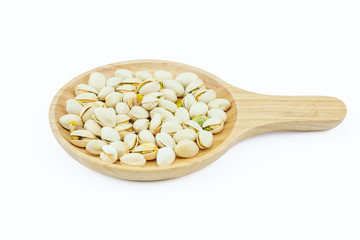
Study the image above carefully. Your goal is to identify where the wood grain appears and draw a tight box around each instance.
[49,59,347,181]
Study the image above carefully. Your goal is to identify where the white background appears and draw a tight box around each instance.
[1,0,359,239]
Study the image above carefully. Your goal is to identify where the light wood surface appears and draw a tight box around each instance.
[49,60,347,181]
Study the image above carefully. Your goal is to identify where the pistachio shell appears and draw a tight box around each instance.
[154,70,173,81]
[86,140,107,155]
[115,114,131,125]
[131,143,158,160]
[195,89,216,104]
[123,133,138,150]
[160,89,177,102]
[92,107,116,127]
[105,92,122,108]
[114,123,135,139]
[156,147,176,167]
[158,99,177,113]
[174,140,199,158]
[207,108,227,122]
[138,130,155,145]
[120,78,142,86]
[59,114,83,130]
[173,129,196,143]
[88,72,106,91]
[122,92,136,104]
[182,94,196,110]
[144,92,164,100]
[208,98,231,111]
[182,120,202,132]
[175,107,190,123]
[101,127,120,143]
[185,78,205,94]
[97,86,115,101]
[138,80,161,95]
[109,141,129,159]
[115,102,130,115]
[160,121,182,136]
[75,84,98,96]
[189,102,209,118]
[162,80,184,97]
[66,99,84,115]
[100,145,118,163]
[202,117,224,134]
[84,119,102,137]
[155,132,176,149]
[149,113,162,135]
[141,95,159,111]
[120,153,146,167]
[106,77,123,89]
[128,106,149,121]
[80,101,106,122]
[116,84,136,93]
[175,72,199,88]
[75,93,98,104]
[163,116,182,125]
[133,119,150,133]
[135,70,152,81]
[70,130,95,147]
[196,130,213,149]
[114,69,133,79]
[150,107,173,119]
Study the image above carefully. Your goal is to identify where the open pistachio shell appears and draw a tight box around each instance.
[101,127,121,143]
[175,72,198,88]
[138,130,155,145]
[202,117,224,134]
[115,114,131,125]
[182,94,196,110]
[158,99,177,113]
[75,84,98,96]
[66,99,84,115]
[120,78,142,87]
[156,147,176,167]
[75,93,98,104]
[207,108,227,122]
[93,107,116,127]
[123,133,138,150]
[100,145,118,163]
[97,86,115,101]
[195,89,216,104]
[135,70,152,81]
[150,107,173,119]
[114,69,133,79]
[115,102,130,115]
[109,141,129,159]
[114,123,135,139]
[155,132,176,149]
[173,129,196,143]
[131,143,158,160]
[192,115,208,127]
[160,121,182,136]
[133,119,150,133]
[162,80,184,97]
[105,92,122,108]
[122,92,136,104]
[116,84,137,93]
[84,119,102,138]
[141,95,159,111]
[174,140,199,158]
[106,77,123,89]
[208,98,231,111]
[154,70,173,81]
[59,114,83,131]
[88,72,106,91]
[120,153,146,167]
[185,78,205,94]
[196,130,213,149]
[70,130,95,147]
[175,107,190,123]
[138,80,161,95]
[79,101,106,122]
[149,113,162,135]
[183,120,202,132]
[160,89,177,102]
[128,106,149,121]
[189,101,209,118]
[163,116,182,125]
[86,140,107,155]
[143,91,164,100]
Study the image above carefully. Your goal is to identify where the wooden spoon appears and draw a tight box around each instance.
[49,60,347,181]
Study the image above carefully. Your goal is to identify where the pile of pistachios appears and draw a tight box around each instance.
[59,69,231,167]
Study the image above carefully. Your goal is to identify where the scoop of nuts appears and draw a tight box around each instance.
[59,69,231,167]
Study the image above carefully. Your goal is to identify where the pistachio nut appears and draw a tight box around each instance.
[135,70,152,81]
[66,99,84,115]
[131,143,158,160]
[92,107,116,127]
[59,114,83,131]
[128,106,149,121]
[160,89,177,102]
[114,69,133,79]
[109,141,129,159]
[156,147,176,167]
[173,129,196,143]
[149,113,162,135]
[196,130,213,149]
[185,78,205,94]
[158,99,177,113]
[175,99,183,108]
[100,145,118,163]
[192,115,208,127]
[123,133,138,150]
[141,95,159,111]
[80,101,106,122]
[106,77,123,89]
[70,130,95,147]
[138,129,155,145]
[75,84,98,96]
[84,119,102,138]
[75,92,98,104]
[154,70,173,81]
[182,94,196,110]
[137,79,161,95]
[160,121,182,136]
[149,107,173,119]
[207,108,227,122]
[155,132,176,149]
[175,72,199,88]
[189,101,209,118]
[194,89,216,104]
[97,86,115,101]
[120,153,146,167]
[182,120,202,132]
[88,72,106,91]
[115,114,131,125]
[208,98,231,111]
[86,140,107,155]
[114,123,135,139]
[162,80,184,97]
[126,94,143,108]
[105,92,122,108]
[163,116,182,125]
[202,117,224,134]
[174,140,199,158]
[101,127,121,143]
[175,107,190,123]
[115,102,130,115]
[116,84,136,93]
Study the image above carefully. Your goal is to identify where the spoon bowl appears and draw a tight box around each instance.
[49,59,347,181]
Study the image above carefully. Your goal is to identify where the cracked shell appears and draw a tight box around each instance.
[115,114,131,125]
[86,140,107,155]
[160,121,182,136]
[131,143,158,160]
[150,107,173,119]
[138,79,161,95]
[154,70,173,81]
[120,153,146,167]
[97,86,115,101]
[173,129,196,143]
[120,77,142,87]
[182,120,202,132]
[75,93,98,104]
[75,84,98,96]
[189,102,209,118]
[114,69,132,79]
[175,72,198,88]
[155,132,176,149]
[149,114,162,135]
[174,140,199,158]
[93,107,116,127]
[141,95,159,111]
[105,92,122,108]
[138,130,155,145]
[116,84,136,93]
[208,98,231,111]
[80,101,106,122]
[194,89,216,104]
[66,99,84,115]
[133,119,150,133]
[158,99,177,113]
[135,70,152,81]
[143,92,164,100]
[156,147,176,167]
[123,133,138,150]
[114,123,135,139]
[101,127,120,143]
[182,94,196,110]
[109,141,129,159]
[160,89,177,102]
[70,130,95,147]
[207,108,227,122]
[88,72,106,91]
[202,117,224,134]
[100,145,118,163]
[128,106,149,121]
[162,80,184,97]
[84,119,102,138]
[163,116,182,125]
[175,107,190,123]
[196,130,213,149]
[115,102,130,115]
[185,78,205,94]
[106,77,123,89]
[59,114,83,131]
